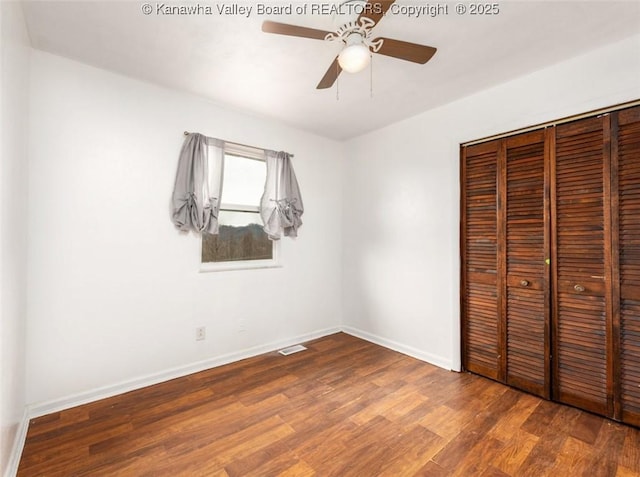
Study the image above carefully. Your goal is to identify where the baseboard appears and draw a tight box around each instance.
[27,326,341,419]
[4,408,29,477]
[12,325,450,474]
[24,327,452,420]
[341,325,454,371]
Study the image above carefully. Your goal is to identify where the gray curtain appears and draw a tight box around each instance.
[171,133,224,234]
[261,151,304,240]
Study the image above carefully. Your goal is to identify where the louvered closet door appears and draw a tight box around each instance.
[552,116,612,416]
[617,106,640,426]
[504,131,549,398]
[462,141,500,380]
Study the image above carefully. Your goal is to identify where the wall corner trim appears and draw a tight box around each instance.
[4,408,30,477]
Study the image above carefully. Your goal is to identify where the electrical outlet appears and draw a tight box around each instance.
[238,318,246,332]
[196,326,206,341]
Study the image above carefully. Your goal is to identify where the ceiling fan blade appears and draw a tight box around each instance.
[262,21,332,40]
[316,57,342,89]
[358,0,395,28]
[373,38,437,64]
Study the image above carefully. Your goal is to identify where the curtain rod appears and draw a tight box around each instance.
[183,131,294,158]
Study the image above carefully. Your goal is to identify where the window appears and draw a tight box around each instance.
[200,147,278,271]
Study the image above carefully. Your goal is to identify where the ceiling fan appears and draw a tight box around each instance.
[262,0,437,90]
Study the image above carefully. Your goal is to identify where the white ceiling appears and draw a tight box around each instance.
[21,1,640,139]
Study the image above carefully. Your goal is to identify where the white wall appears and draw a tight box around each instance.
[26,51,344,407]
[343,34,640,371]
[0,2,30,475]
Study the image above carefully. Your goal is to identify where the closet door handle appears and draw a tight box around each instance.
[574,284,585,292]
[520,280,529,287]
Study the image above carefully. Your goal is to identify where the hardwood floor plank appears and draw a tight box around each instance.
[223,440,299,477]
[411,369,480,407]
[619,426,640,472]
[349,383,427,426]
[370,355,430,387]
[334,418,411,476]
[480,466,512,477]
[26,406,90,437]
[164,415,295,472]
[491,428,539,475]
[442,374,507,412]
[80,445,172,477]
[277,460,316,477]
[285,418,358,464]
[380,387,430,422]
[400,359,440,384]
[17,333,640,476]
[550,436,597,476]
[570,410,605,444]
[450,436,505,476]
[418,404,477,440]
[617,466,640,477]
[586,421,628,476]
[521,399,561,436]
[415,460,449,476]
[517,405,581,476]
[377,425,445,476]
[128,387,222,428]
[488,392,540,438]
[431,388,520,470]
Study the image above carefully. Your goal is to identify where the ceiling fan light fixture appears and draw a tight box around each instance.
[338,43,370,73]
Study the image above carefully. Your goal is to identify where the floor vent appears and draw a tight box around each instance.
[278,344,307,356]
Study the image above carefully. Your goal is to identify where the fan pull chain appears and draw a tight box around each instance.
[336,61,340,101]
[370,53,373,98]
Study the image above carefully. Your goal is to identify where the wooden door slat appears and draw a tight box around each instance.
[462,143,500,379]
[617,106,640,424]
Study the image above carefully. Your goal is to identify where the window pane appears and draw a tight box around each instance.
[221,154,266,206]
[202,210,273,263]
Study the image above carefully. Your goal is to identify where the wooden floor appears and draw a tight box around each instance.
[18,333,640,476]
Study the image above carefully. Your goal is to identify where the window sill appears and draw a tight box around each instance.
[199,259,282,273]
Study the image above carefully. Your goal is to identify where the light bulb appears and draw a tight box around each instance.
[338,44,371,73]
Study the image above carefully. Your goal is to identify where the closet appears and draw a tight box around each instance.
[461,104,640,426]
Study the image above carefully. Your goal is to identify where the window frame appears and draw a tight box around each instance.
[199,146,281,273]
